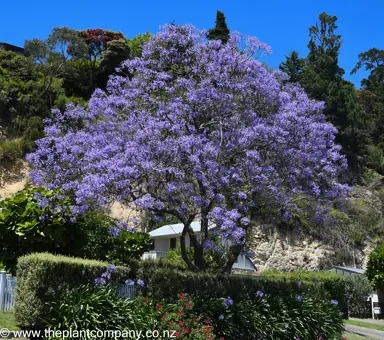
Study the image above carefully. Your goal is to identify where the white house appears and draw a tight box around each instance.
[142,221,258,273]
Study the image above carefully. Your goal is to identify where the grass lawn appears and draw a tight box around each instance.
[344,332,376,339]
[0,310,20,330]
[344,319,384,331]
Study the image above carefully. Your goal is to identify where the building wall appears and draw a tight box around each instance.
[150,235,255,271]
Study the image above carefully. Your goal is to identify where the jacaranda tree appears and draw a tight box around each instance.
[27,24,349,272]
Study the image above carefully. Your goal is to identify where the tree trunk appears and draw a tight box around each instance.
[180,220,200,272]
[222,244,243,274]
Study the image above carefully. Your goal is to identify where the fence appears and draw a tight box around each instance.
[0,271,16,311]
[0,271,137,311]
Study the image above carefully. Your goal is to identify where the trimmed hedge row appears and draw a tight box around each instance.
[260,270,345,308]
[15,253,131,330]
[15,253,345,331]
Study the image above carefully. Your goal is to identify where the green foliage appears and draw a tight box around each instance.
[54,94,87,112]
[212,294,342,339]
[0,138,24,160]
[260,270,345,307]
[207,11,230,44]
[16,253,345,338]
[79,213,150,265]
[0,187,85,273]
[0,188,149,273]
[14,253,132,330]
[161,243,228,273]
[366,245,384,288]
[130,291,343,339]
[44,285,135,338]
[127,32,151,58]
[134,264,345,311]
[279,51,305,83]
[344,274,372,318]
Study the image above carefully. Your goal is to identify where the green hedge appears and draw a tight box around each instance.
[260,270,346,308]
[133,263,345,307]
[14,253,132,330]
[15,253,345,332]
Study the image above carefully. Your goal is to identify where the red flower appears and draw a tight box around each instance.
[160,314,164,317]
[143,298,151,303]
[175,331,181,337]
[177,292,185,299]
[184,328,190,334]
[179,320,184,326]
[194,318,200,323]
[156,303,163,310]
[184,302,192,309]
[204,319,211,324]
[178,311,185,315]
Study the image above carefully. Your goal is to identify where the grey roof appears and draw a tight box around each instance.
[149,221,215,238]
[332,266,365,275]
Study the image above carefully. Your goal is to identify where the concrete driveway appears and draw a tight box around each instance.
[345,324,384,339]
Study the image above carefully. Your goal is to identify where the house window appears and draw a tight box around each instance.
[149,240,155,251]
[170,238,177,250]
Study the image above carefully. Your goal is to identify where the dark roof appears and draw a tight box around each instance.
[0,42,24,55]
[331,266,365,275]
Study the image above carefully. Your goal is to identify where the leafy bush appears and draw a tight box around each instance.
[260,270,346,309]
[14,253,132,330]
[0,187,86,273]
[344,274,372,318]
[129,291,343,339]
[0,138,24,160]
[0,187,149,273]
[78,213,150,265]
[366,245,384,289]
[133,265,345,310]
[44,285,135,339]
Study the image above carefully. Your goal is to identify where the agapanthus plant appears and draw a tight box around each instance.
[27,24,349,272]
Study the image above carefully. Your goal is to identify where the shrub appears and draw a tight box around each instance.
[161,243,228,273]
[14,253,132,330]
[366,245,384,289]
[344,274,372,318]
[212,293,343,339]
[0,188,149,273]
[260,270,346,309]
[44,285,135,339]
[133,265,345,309]
[0,187,86,273]
[129,291,343,339]
[79,213,150,265]
[0,138,24,160]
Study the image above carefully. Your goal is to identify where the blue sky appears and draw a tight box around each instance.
[1,0,382,88]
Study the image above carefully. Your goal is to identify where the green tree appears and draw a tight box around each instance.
[24,27,87,107]
[207,10,230,43]
[96,38,131,89]
[279,51,305,82]
[297,12,366,174]
[366,246,384,289]
[128,32,151,58]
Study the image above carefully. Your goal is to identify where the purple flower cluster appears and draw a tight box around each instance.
[94,265,117,286]
[27,24,349,260]
[124,279,144,288]
[223,297,234,307]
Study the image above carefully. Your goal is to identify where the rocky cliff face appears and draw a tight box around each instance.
[249,184,384,272]
[249,224,376,272]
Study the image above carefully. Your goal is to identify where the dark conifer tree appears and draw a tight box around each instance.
[207,11,230,44]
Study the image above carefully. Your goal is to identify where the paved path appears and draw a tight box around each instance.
[350,318,384,326]
[345,324,384,339]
